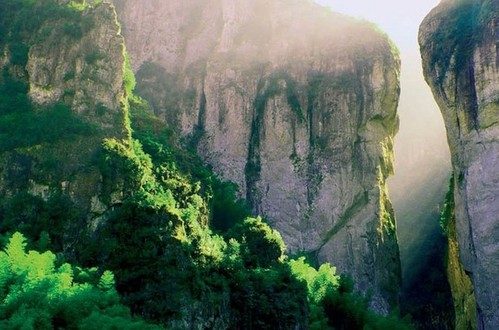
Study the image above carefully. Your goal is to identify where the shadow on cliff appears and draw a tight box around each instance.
[391,163,455,329]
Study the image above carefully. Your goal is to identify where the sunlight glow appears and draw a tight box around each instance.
[314,0,440,51]
[314,0,451,287]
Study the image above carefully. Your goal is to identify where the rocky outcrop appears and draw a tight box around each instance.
[27,1,127,134]
[112,0,401,312]
[420,0,499,328]
[0,0,128,251]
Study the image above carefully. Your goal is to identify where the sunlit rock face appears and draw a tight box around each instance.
[112,0,401,312]
[420,0,499,328]
[27,3,126,133]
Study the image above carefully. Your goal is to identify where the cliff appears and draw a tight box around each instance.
[112,0,402,312]
[0,0,128,253]
[447,193,478,330]
[420,0,499,328]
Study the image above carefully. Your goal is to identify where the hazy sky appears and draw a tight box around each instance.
[313,0,440,52]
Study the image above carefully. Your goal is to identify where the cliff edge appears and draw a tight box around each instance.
[420,0,499,328]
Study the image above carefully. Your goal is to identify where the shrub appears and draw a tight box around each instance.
[0,232,163,329]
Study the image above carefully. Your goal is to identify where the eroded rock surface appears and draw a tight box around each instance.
[113,0,402,311]
[27,2,126,132]
[420,0,499,328]
[0,1,128,252]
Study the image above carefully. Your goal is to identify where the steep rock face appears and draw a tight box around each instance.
[113,0,401,311]
[27,2,127,133]
[448,200,477,330]
[420,0,499,328]
[0,0,127,251]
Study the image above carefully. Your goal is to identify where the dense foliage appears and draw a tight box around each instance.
[291,258,414,330]
[0,232,161,329]
[78,124,309,327]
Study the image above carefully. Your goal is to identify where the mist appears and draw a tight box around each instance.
[314,0,452,290]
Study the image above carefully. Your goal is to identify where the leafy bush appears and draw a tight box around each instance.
[0,68,30,115]
[63,22,83,38]
[0,102,98,153]
[229,265,308,329]
[123,53,136,97]
[0,232,163,329]
[8,42,29,66]
[84,49,103,64]
[0,193,82,253]
[290,257,414,330]
[230,216,285,268]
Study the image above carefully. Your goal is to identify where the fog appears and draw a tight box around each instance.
[314,0,452,288]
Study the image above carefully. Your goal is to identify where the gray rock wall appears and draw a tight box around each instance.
[27,3,126,134]
[420,0,499,328]
[112,0,402,312]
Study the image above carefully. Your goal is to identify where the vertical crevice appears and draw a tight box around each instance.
[467,61,479,130]
[306,72,319,148]
[353,63,366,129]
[198,87,207,132]
[305,73,321,209]
[245,78,265,213]
[189,85,207,148]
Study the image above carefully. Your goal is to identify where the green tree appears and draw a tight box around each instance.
[231,217,285,268]
[0,232,163,329]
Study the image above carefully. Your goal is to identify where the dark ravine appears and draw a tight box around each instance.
[111,0,402,312]
[420,0,499,328]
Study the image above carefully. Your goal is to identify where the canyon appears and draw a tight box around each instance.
[0,0,498,328]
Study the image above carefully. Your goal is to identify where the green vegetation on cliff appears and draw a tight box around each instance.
[425,0,499,81]
[425,1,480,81]
[91,96,411,328]
[439,177,477,330]
[0,69,97,153]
